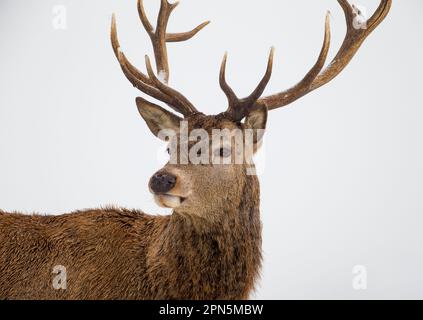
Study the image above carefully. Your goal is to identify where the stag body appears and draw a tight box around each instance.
[0,0,391,300]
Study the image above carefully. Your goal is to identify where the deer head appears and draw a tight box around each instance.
[111,0,391,217]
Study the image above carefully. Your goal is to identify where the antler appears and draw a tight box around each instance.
[220,48,275,122]
[221,0,391,120]
[112,0,391,121]
[257,0,392,111]
[111,0,210,117]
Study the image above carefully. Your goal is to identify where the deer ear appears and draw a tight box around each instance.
[136,97,182,141]
[244,105,268,149]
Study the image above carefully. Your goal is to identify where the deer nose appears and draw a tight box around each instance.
[150,172,177,194]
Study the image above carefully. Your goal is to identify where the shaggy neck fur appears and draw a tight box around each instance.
[146,174,262,299]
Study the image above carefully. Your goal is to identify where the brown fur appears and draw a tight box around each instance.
[0,114,263,300]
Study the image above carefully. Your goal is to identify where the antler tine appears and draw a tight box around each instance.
[137,0,154,35]
[219,53,239,108]
[166,21,211,42]
[138,0,209,84]
[243,47,275,105]
[147,0,176,84]
[367,0,392,33]
[221,48,275,122]
[257,0,392,111]
[117,51,179,110]
[111,14,154,86]
[145,55,197,116]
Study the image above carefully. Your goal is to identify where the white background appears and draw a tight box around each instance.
[0,0,422,299]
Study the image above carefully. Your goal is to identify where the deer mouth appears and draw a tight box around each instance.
[153,194,186,209]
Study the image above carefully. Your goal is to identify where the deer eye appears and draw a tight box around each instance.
[215,147,231,158]
[166,147,170,155]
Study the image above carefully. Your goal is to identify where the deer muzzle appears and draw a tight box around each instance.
[149,172,177,194]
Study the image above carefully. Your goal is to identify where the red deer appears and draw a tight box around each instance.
[0,0,391,299]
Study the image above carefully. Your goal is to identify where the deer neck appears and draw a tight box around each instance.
[152,174,262,299]
[172,173,261,233]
